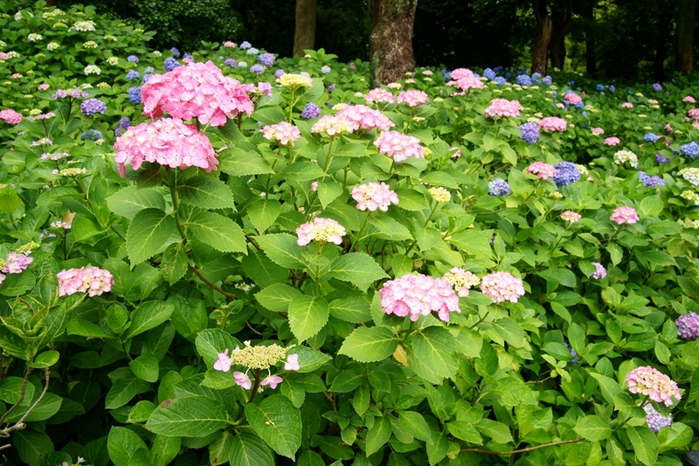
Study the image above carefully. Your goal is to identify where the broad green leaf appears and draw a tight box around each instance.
[209,431,234,466]
[125,301,175,339]
[625,426,658,466]
[129,353,159,383]
[29,350,60,368]
[447,421,482,444]
[160,242,188,285]
[150,435,181,466]
[187,210,247,253]
[318,181,343,209]
[67,319,110,338]
[195,328,242,367]
[145,395,228,437]
[107,426,148,466]
[105,371,143,409]
[242,250,290,287]
[328,296,372,323]
[491,317,526,347]
[338,326,397,362]
[126,208,177,265]
[219,149,274,176]
[256,233,307,269]
[639,195,663,217]
[106,186,165,219]
[328,252,388,287]
[410,327,457,381]
[573,415,612,441]
[255,283,302,312]
[658,422,693,452]
[245,395,302,459]
[0,186,21,216]
[399,411,432,443]
[246,198,282,233]
[449,230,493,259]
[394,188,429,211]
[365,415,392,456]
[288,294,329,341]
[127,400,156,423]
[589,373,623,405]
[178,175,236,210]
[230,428,274,466]
[14,430,54,466]
[0,376,35,404]
[476,419,513,444]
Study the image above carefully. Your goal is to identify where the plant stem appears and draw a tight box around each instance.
[188,265,237,299]
[460,438,584,455]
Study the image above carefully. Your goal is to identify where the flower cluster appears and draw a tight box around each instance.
[626,366,681,407]
[604,137,621,146]
[84,65,101,75]
[114,118,218,177]
[610,206,639,225]
[277,73,313,90]
[366,88,395,104]
[638,171,664,187]
[621,102,634,108]
[262,122,301,146]
[80,129,103,142]
[656,154,670,164]
[142,61,253,126]
[590,262,606,279]
[80,98,106,117]
[429,187,451,202]
[526,161,556,179]
[564,92,582,105]
[0,251,33,285]
[519,122,540,143]
[336,105,395,132]
[613,150,638,168]
[214,343,298,391]
[296,217,346,246]
[553,161,581,187]
[0,109,22,125]
[351,182,398,211]
[379,273,461,322]
[447,68,484,92]
[643,133,659,143]
[679,168,699,186]
[643,404,673,433]
[443,267,481,297]
[397,90,429,107]
[560,211,582,222]
[680,141,699,158]
[484,98,521,118]
[373,131,424,162]
[676,312,699,339]
[591,127,605,135]
[310,115,356,137]
[301,102,321,120]
[479,272,525,303]
[57,267,113,297]
[488,178,510,196]
[538,116,567,132]
[73,20,96,31]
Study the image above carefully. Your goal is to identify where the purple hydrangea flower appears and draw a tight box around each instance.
[656,153,670,164]
[519,122,540,144]
[591,262,607,279]
[144,66,155,73]
[170,47,180,58]
[250,64,265,75]
[638,171,665,187]
[488,178,510,196]
[80,129,103,141]
[677,312,699,339]
[224,58,237,67]
[609,85,616,93]
[128,87,142,104]
[327,83,336,93]
[301,102,321,120]
[483,68,496,80]
[652,82,662,92]
[494,76,507,86]
[258,53,275,67]
[127,55,138,63]
[142,73,153,84]
[274,69,286,79]
[644,404,672,433]
[516,74,532,86]
[80,98,107,117]
[163,57,180,72]
[126,70,140,81]
[543,75,553,86]
[680,142,699,158]
[643,133,659,142]
[553,161,581,187]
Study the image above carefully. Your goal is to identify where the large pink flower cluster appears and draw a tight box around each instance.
[296,217,346,246]
[564,93,582,105]
[0,109,23,125]
[526,162,557,179]
[1,252,33,275]
[57,266,114,297]
[484,99,522,118]
[538,117,567,132]
[379,273,461,322]
[365,88,395,104]
[311,114,358,137]
[610,206,639,225]
[351,182,399,211]
[683,96,696,103]
[396,90,429,107]
[479,272,526,303]
[141,61,253,126]
[447,68,484,92]
[336,105,395,132]
[688,108,699,120]
[262,121,301,146]
[373,130,424,162]
[626,366,681,407]
[114,118,218,177]
[604,136,621,146]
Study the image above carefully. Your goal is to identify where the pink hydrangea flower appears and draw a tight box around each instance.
[484,98,521,118]
[591,262,607,279]
[141,60,253,126]
[560,211,582,222]
[621,102,634,108]
[0,274,4,286]
[223,41,236,48]
[538,117,567,132]
[260,375,283,389]
[11,73,22,79]
[57,266,114,297]
[689,108,699,120]
[214,349,233,372]
[450,147,462,159]
[1,252,32,274]
[373,130,424,162]
[336,105,395,132]
[310,182,318,192]
[564,92,582,105]
[626,366,681,407]
[310,114,358,136]
[296,217,346,246]
[366,88,395,104]
[379,273,461,322]
[262,121,301,146]
[610,206,639,225]
[0,109,23,125]
[257,82,272,97]
[234,371,252,389]
[351,182,399,211]
[447,68,484,93]
[665,123,674,133]
[113,118,218,177]
[604,137,621,146]
[526,162,557,179]
[37,83,50,91]
[397,90,429,107]
[684,96,696,103]
[591,127,604,135]
[284,354,299,371]
[479,272,526,303]
[0,52,8,60]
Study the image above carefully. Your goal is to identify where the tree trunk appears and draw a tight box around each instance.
[532,15,553,75]
[369,0,418,87]
[293,0,317,57]
[676,0,696,74]
[549,37,565,71]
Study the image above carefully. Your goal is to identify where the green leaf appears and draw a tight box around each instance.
[447,421,482,444]
[288,294,329,342]
[126,208,177,265]
[178,175,236,210]
[149,435,181,466]
[449,230,493,259]
[399,411,432,443]
[245,394,302,459]
[195,328,242,367]
[246,199,282,233]
[328,296,372,323]
[476,419,513,444]
[219,148,274,176]
[29,350,60,368]
[256,233,307,269]
[658,422,693,452]
[0,185,21,216]
[410,327,457,381]
[67,319,110,338]
[129,353,159,383]
[187,210,247,254]
[161,242,188,285]
[394,188,429,211]
[145,395,228,437]
[230,428,274,466]
[639,195,663,217]
[105,370,143,409]
[625,426,658,466]
[338,326,397,362]
[14,430,54,466]
[125,301,175,339]
[318,181,343,209]
[365,415,392,456]
[107,186,165,219]
[491,317,526,347]
[573,415,612,441]
[589,373,623,405]
[242,250,290,287]
[255,283,302,312]
[127,401,156,423]
[72,217,104,243]
[328,252,388,287]
[107,426,148,466]
[209,431,234,466]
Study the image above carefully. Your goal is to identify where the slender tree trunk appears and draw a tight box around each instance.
[369,0,418,87]
[549,37,565,71]
[293,0,317,57]
[676,0,696,74]
[532,15,553,75]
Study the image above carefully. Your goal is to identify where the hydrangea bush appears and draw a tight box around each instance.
[1,2,699,466]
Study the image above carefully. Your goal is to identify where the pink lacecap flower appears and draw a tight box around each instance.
[366,88,395,104]
[37,83,50,91]
[0,109,23,125]
[223,41,236,48]
[262,121,301,146]
[591,127,604,135]
[336,105,394,132]
[296,217,346,246]
[538,117,567,132]
[113,118,218,177]
[396,90,429,107]
[351,182,399,212]
[479,271,525,303]
[373,130,424,162]
[214,349,233,372]
[447,68,484,92]
[56,266,113,297]
[688,108,699,120]
[564,93,582,105]
[526,162,556,179]
[234,371,252,390]
[560,211,582,222]
[626,366,681,407]
[1,252,32,274]
[260,375,283,389]
[591,262,607,279]
[284,354,299,371]
[379,273,460,322]
[484,98,521,118]
[604,136,621,146]
[621,102,634,108]
[142,60,253,126]
[684,96,696,103]
[610,206,639,225]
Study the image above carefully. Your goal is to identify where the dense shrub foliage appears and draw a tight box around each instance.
[2,2,699,466]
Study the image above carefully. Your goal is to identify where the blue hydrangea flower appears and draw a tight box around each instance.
[163,57,180,72]
[563,343,579,364]
[142,73,153,84]
[531,72,542,84]
[543,75,553,86]
[483,68,496,81]
[250,64,265,75]
[494,77,507,86]
[240,41,251,49]
[301,103,321,120]
[574,102,585,109]
[128,86,142,105]
[596,84,605,91]
[80,129,103,141]
[680,142,699,158]
[126,70,140,81]
[652,82,662,92]
[80,98,107,117]
[609,85,616,93]
[274,69,285,79]
[258,53,275,66]
[224,58,237,67]
[638,171,665,187]
[644,404,672,433]
[183,53,193,61]
[516,74,532,86]
[519,122,540,144]
[127,55,138,63]
[569,80,575,86]
[643,133,659,142]
[553,161,581,187]
[115,117,131,137]
[327,84,336,93]
[144,66,155,73]
[656,154,671,164]
[488,178,510,196]
[551,90,558,98]
[170,47,180,58]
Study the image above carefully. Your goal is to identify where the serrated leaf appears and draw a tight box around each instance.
[242,250,290,287]
[328,252,388,287]
[209,431,234,466]
[338,327,397,362]
[246,199,282,233]
[256,233,307,269]
[107,427,148,466]
[105,371,143,409]
[318,181,343,209]
[255,283,302,312]
[365,415,392,456]
[126,208,177,265]
[573,415,612,441]
[187,210,247,253]
[394,188,429,211]
[145,396,228,437]
[288,294,329,341]
[161,242,188,285]
[447,421,482,444]
[178,175,236,210]
[399,411,432,443]
[492,317,526,347]
[245,395,302,459]
[476,419,513,444]
[625,426,659,465]
[410,327,457,381]
[125,301,175,339]
[658,422,693,452]
[328,296,372,323]
[107,186,165,219]
[129,353,159,383]
[219,149,274,176]
[229,428,274,466]
[195,328,242,367]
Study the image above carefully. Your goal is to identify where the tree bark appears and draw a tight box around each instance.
[369,0,418,87]
[293,0,317,58]
[531,0,572,75]
[532,13,553,75]
[549,37,565,71]
[676,0,696,74]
